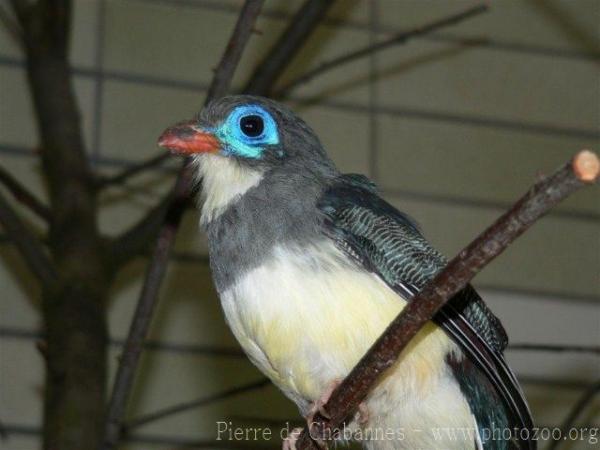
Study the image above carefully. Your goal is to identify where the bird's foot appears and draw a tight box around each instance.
[307,379,370,425]
[282,428,303,450]
[306,379,342,425]
[356,402,370,425]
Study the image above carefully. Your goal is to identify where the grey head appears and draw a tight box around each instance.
[158,95,341,290]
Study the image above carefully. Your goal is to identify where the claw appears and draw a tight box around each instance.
[357,402,370,425]
[306,380,342,425]
[282,427,302,450]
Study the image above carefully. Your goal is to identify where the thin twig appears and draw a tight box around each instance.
[547,379,600,450]
[207,0,266,100]
[96,152,171,188]
[101,2,265,449]
[243,0,335,95]
[296,150,600,450]
[508,343,600,355]
[109,191,175,268]
[122,378,270,432]
[0,164,51,222]
[0,190,57,287]
[275,3,488,97]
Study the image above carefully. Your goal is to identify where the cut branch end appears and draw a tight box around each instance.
[573,150,599,183]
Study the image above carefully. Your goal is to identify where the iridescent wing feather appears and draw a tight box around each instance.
[318,174,535,450]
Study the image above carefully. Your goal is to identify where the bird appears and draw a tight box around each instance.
[158,95,535,450]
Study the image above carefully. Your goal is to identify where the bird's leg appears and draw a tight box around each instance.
[356,402,370,425]
[303,380,370,449]
[307,379,370,425]
[306,379,342,424]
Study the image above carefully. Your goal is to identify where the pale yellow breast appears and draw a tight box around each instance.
[220,242,458,408]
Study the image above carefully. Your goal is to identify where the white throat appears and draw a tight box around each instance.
[194,154,264,225]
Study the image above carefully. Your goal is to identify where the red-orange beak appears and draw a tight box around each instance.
[158,120,221,155]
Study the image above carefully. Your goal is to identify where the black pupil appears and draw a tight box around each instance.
[240,115,264,137]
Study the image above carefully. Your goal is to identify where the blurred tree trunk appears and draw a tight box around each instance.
[0,0,326,448]
[10,1,110,449]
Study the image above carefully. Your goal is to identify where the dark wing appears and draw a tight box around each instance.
[318,174,535,450]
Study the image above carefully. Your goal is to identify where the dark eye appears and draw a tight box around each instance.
[240,115,264,137]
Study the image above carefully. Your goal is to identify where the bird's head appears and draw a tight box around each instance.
[158,95,336,223]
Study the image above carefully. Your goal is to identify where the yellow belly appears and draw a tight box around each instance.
[219,242,458,406]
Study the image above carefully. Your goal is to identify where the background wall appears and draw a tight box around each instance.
[0,0,598,448]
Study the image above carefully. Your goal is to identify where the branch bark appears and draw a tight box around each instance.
[295,150,599,449]
[0,190,56,286]
[109,190,174,268]
[275,3,488,98]
[10,2,110,450]
[0,163,51,222]
[102,2,266,448]
[242,0,335,95]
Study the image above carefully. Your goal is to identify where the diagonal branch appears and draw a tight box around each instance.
[108,190,174,268]
[122,378,270,433]
[295,150,599,450]
[206,0,266,100]
[0,163,51,222]
[243,0,335,96]
[96,152,171,189]
[0,190,57,288]
[101,2,266,449]
[275,2,488,98]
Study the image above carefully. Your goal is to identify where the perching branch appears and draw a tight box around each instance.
[547,379,600,450]
[243,0,335,95]
[122,378,270,433]
[296,150,600,450]
[0,164,51,222]
[275,2,488,97]
[101,2,265,449]
[0,190,56,287]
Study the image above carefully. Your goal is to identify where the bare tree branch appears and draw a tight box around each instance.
[295,150,600,449]
[207,0,266,99]
[96,152,171,189]
[0,190,57,287]
[11,0,100,256]
[243,0,335,95]
[0,163,51,222]
[275,3,488,98]
[548,379,600,450]
[101,2,265,448]
[122,378,270,433]
[109,190,174,268]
